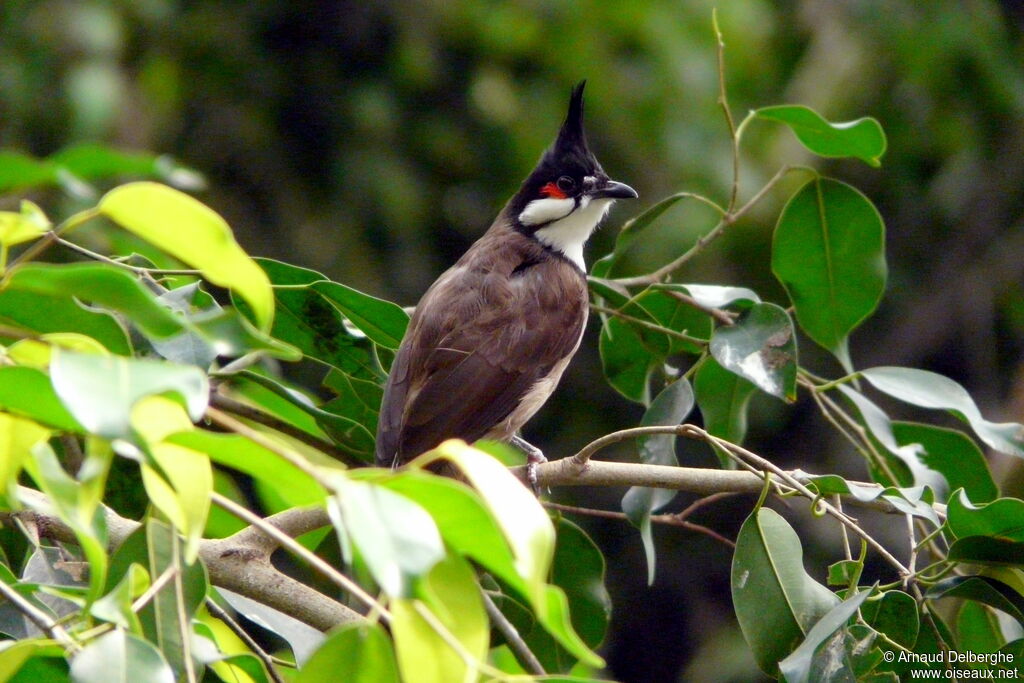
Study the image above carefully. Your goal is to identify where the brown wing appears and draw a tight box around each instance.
[375,241,586,468]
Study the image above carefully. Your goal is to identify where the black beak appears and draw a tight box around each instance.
[591,179,638,200]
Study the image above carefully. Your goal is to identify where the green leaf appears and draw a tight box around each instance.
[256,258,408,348]
[926,576,1024,623]
[431,441,553,606]
[310,281,408,350]
[428,442,601,667]
[946,490,1024,542]
[710,302,797,401]
[731,507,839,676]
[4,263,187,340]
[99,182,274,331]
[949,535,1024,567]
[957,600,1006,654]
[837,386,946,490]
[598,314,657,403]
[245,260,383,381]
[49,144,202,189]
[595,283,711,405]
[0,151,58,192]
[892,422,998,503]
[772,178,886,370]
[90,565,146,633]
[0,368,82,431]
[50,349,208,439]
[778,587,873,683]
[391,555,488,683]
[0,286,131,355]
[330,478,444,598]
[140,518,207,679]
[827,560,862,588]
[22,443,110,604]
[297,622,399,683]
[694,356,757,451]
[862,366,1024,458]
[861,590,919,650]
[622,379,694,584]
[548,518,611,650]
[367,470,520,591]
[70,629,174,683]
[239,371,376,462]
[0,641,66,682]
[755,105,887,166]
[169,430,324,507]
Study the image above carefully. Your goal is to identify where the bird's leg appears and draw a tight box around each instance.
[510,435,547,495]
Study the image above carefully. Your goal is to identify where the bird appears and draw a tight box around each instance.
[375,81,637,486]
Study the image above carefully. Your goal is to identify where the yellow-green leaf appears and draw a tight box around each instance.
[0,413,50,501]
[133,397,211,562]
[425,440,554,607]
[391,555,487,683]
[99,182,274,331]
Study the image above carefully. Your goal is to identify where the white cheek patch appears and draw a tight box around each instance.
[533,197,614,271]
[518,196,575,226]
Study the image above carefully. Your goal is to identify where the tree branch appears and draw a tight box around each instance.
[5,488,362,633]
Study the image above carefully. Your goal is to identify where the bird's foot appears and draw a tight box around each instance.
[510,435,547,496]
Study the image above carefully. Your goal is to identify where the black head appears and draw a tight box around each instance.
[510,81,637,232]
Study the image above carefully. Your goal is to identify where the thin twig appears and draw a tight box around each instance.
[131,564,179,613]
[662,289,736,326]
[905,515,918,591]
[612,165,795,287]
[685,426,910,577]
[544,501,736,549]
[0,578,78,650]
[54,236,201,276]
[209,492,390,623]
[588,303,707,346]
[206,598,289,683]
[209,392,360,467]
[713,9,741,211]
[482,591,545,675]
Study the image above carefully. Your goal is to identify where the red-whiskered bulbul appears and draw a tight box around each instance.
[375,81,637,484]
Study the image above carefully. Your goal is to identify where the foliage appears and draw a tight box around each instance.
[0,24,1023,683]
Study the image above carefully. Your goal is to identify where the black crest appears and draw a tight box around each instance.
[509,81,605,218]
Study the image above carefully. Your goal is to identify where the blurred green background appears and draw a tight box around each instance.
[2,1,1023,680]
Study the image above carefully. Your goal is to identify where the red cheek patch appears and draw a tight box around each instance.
[540,182,567,199]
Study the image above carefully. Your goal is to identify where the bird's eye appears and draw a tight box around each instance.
[556,176,576,193]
